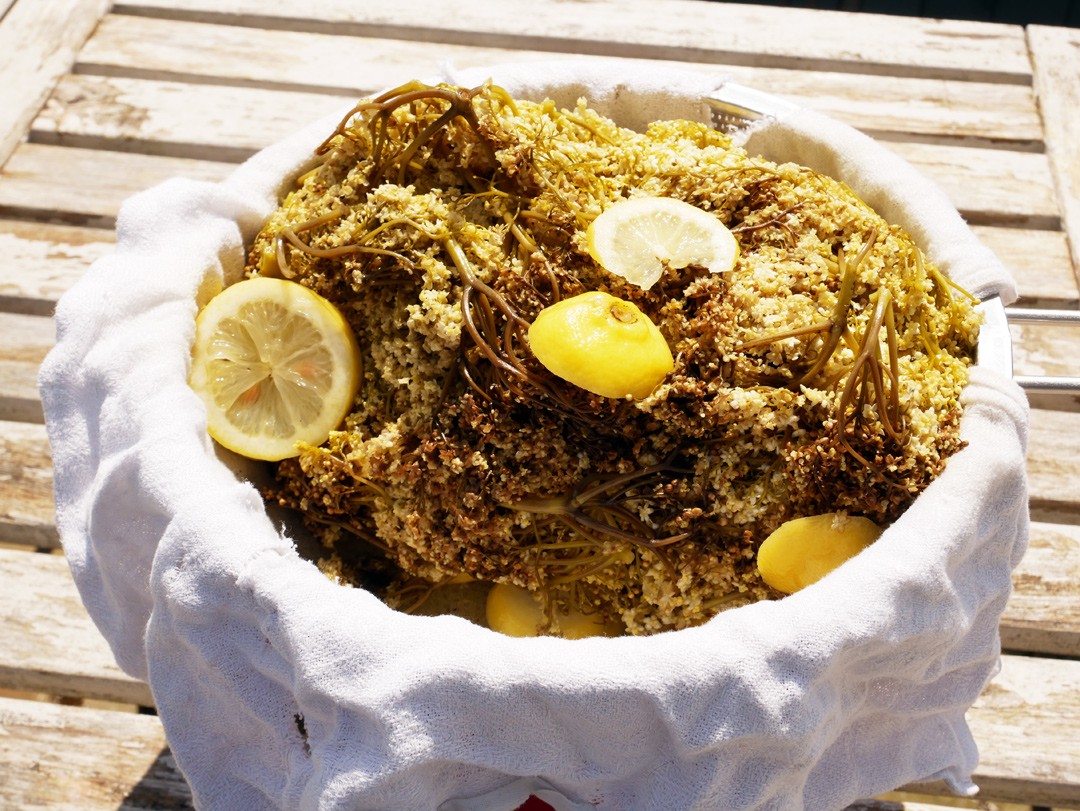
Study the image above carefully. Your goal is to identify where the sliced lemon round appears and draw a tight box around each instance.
[586,196,738,290]
[189,276,361,461]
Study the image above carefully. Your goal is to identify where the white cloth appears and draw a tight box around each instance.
[39,61,1029,811]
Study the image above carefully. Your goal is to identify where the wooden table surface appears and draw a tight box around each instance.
[1,1,1079,809]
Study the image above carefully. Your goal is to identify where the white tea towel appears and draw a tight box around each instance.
[39,61,1028,811]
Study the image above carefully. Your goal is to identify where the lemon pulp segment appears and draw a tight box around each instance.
[189,277,360,461]
[586,196,739,290]
[528,291,674,400]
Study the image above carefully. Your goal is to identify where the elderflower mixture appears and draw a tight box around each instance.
[247,81,980,636]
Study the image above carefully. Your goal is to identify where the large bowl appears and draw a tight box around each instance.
[40,63,1030,811]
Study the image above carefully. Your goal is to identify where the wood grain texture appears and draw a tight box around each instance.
[1028,26,1080,292]
[967,654,1080,807]
[0,547,152,705]
[1001,521,1080,656]
[76,13,1042,145]
[0,420,57,548]
[0,311,52,423]
[20,78,1058,232]
[0,220,112,315]
[973,226,1077,305]
[0,143,232,225]
[112,0,1033,82]
[1027,408,1080,519]
[33,72,349,159]
[0,696,191,810]
[884,140,1058,228]
[0,0,112,168]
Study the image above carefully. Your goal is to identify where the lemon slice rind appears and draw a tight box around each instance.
[189,277,360,462]
[586,196,739,290]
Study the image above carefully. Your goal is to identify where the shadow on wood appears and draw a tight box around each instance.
[121,747,194,811]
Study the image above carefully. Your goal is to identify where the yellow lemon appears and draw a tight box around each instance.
[528,291,673,400]
[486,583,622,639]
[586,196,738,290]
[189,276,361,461]
[757,513,882,594]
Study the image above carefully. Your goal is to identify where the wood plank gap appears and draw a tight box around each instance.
[866,129,1044,155]
[28,130,257,165]
[105,6,1034,86]
[0,206,117,231]
[956,212,1061,231]
[72,61,364,99]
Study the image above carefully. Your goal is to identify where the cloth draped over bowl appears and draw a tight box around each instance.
[38,61,1029,811]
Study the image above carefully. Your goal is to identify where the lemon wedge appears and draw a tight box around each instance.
[189,276,361,461]
[486,583,623,639]
[528,291,673,399]
[757,513,882,594]
[586,197,738,290]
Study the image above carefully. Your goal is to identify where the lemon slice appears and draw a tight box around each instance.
[189,276,361,461]
[586,196,738,290]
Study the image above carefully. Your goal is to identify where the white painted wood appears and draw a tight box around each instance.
[1028,26,1080,293]
[0,547,152,705]
[885,140,1059,228]
[0,221,113,315]
[1002,522,1080,656]
[111,0,1033,82]
[967,654,1080,807]
[0,696,188,809]
[0,420,57,548]
[0,143,232,224]
[0,0,111,168]
[972,226,1077,305]
[76,14,1042,145]
[0,311,52,423]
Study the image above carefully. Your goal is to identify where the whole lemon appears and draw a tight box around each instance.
[527,291,674,400]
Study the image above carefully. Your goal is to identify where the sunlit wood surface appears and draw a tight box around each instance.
[1,1,1078,808]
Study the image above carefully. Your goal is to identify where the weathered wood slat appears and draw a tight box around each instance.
[1027,408,1080,520]
[967,653,1080,807]
[0,143,232,224]
[0,220,1070,312]
[111,0,1033,83]
[4,126,1058,239]
[0,420,57,548]
[0,311,52,423]
[0,696,190,810]
[1028,26,1080,293]
[0,220,112,316]
[884,140,1058,228]
[35,70,1054,180]
[76,14,1043,145]
[1002,521,1080,656]
[0,547,151,705]
[34,73,349,159]
[972,226,1077,305]
[1009,318,1080,382]
[0,0,112,169]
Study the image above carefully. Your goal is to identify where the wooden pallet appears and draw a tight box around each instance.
[1,1,1078,808]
